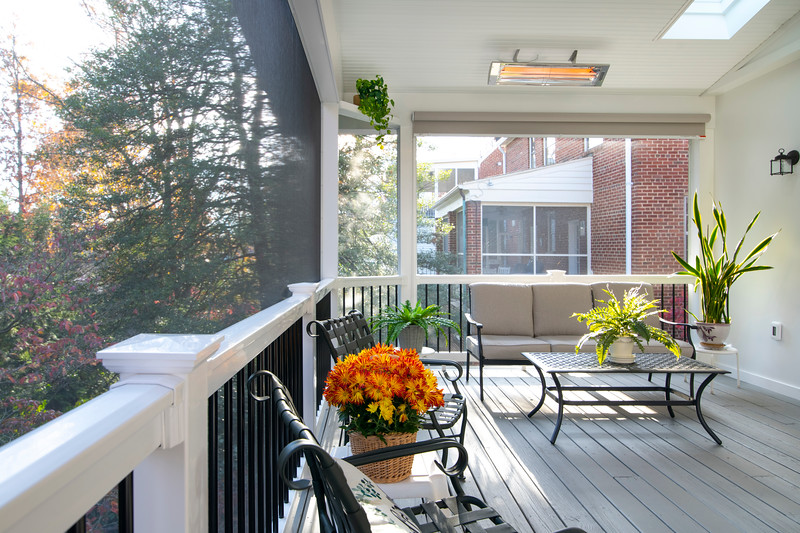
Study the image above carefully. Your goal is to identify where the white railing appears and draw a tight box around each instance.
[0,272,692,533]
[0,280,333,533]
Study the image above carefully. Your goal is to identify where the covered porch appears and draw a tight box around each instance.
[1,0,799,531]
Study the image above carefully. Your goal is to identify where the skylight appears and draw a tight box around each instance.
[661,0,770,40]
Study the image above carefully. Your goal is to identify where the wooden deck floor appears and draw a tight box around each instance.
[453,366,800,533]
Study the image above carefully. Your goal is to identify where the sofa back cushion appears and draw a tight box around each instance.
[533,283,593,336]
[469,283,534,336]
[591,282,660,328]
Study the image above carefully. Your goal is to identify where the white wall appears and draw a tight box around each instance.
[714,59,800,399]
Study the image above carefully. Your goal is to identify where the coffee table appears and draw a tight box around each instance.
[523,352,730,445]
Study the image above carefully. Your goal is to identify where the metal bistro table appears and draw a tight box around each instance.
[523,352,730,445]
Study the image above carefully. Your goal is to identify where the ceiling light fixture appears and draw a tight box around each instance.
[488,49,609,87]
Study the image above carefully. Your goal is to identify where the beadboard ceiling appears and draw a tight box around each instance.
[325,0,800,97]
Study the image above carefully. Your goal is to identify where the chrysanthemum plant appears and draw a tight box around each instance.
[323,344,445,439]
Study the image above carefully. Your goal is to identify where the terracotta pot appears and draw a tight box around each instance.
[696,322,730,349]
[348,431,417,483]
[608,337,636,364]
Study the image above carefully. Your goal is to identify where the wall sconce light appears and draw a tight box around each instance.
[771,149,799,175]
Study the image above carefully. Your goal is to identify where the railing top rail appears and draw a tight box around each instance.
[0,383,172,533]
[206,280,334,394]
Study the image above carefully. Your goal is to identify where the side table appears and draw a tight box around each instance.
[331,445,449,501]
[695,344,740,391]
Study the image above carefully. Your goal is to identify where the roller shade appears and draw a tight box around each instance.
[411,112,710,137]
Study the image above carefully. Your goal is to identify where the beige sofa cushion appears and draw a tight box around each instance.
[535,335,596,354]
[469,283,534,336]
[532,283,593,336]
[466,335,549,361]
[591,282,660,328]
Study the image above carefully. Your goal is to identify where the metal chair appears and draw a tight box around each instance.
[250,370,587,533]
[307,310,468,446]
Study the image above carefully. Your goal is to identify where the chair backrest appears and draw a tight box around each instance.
[250,371,431,532]
[248,370,374,533]
[307,310,378,359]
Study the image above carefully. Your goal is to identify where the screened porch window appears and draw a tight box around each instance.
[482,205,588,274]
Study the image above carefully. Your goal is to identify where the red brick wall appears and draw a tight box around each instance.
[505,138,530,173]
[470,137,689,275]
[555,138,586,163]
[479,150,504,178]
[630,138,688,274]
[590,139,627,274]
[465,201,481,274]
[447,212,458,255]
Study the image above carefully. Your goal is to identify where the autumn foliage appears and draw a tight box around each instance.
[0,211,113,445]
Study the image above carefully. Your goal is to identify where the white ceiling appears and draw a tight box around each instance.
[324,0,800,98]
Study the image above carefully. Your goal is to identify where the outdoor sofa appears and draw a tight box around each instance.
[465,282,695,400]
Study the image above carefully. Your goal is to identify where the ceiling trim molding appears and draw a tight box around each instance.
[412,112,711,137]
[287,0,339,103]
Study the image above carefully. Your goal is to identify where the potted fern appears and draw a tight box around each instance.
[370,300,461,353]
[573,286,680,364]
[671,193,778,348]
[355,75,394,148]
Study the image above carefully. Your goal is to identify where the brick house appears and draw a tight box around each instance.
[434,137,688,275]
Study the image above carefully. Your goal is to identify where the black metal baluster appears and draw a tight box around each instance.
[236,370,246,532]
[208,392,219,532]
[118,473,133,533]
[224,380,233,533]
[247,360,257,531]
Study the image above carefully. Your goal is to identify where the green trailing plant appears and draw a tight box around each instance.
[356,75,394,148]
[671,193,778,324]
[573,286,680,364]
[370,300,461,346]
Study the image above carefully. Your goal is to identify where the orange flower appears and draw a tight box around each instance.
[323,344,445,437]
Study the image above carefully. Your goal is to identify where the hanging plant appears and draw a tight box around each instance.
[355,75,394,148]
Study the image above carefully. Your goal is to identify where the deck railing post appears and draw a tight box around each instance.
[98,334,224,533]
[288,282,320,426]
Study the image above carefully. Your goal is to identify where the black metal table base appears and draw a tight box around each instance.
[526,360,723,445]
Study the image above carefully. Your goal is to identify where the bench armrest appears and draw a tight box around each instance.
[421,358,463,383]
[464,313,482,331]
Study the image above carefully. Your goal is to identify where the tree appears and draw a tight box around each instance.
[0,204,113,445]
[338,134,398,276]
[57,0,279,334]
[416,163,458,274]
[0,34,56,213]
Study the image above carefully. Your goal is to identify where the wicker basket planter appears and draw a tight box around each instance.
[348,431,418,483]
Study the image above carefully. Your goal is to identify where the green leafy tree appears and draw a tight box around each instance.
[338,134,398,276]
[416,163,458,274]
[57,0,281,334]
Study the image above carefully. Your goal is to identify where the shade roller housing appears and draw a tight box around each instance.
[412,112,710,137]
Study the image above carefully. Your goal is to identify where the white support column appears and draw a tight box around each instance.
[289,282,320,424]
[625,138,632,275]
[320,102,340,281]
[98,334,223,533]
[398,120,417,303]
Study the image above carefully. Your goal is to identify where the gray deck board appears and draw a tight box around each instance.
[458,366,800,533]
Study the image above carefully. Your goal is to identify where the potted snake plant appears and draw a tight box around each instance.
[671,193,778,348]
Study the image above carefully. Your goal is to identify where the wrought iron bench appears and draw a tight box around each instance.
[308,310,468,446]
[249,370,587,533]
